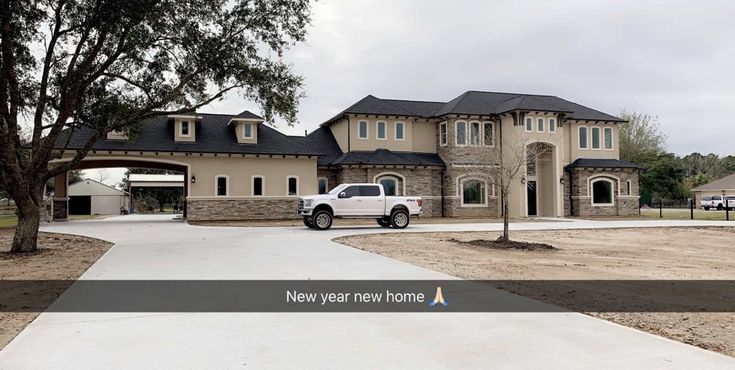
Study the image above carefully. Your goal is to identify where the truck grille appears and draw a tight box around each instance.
[298,200,304,210]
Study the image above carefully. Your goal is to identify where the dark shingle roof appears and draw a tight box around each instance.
[289,127,344,166]
[231,110,263,120]
[55,112,319,156]
[324,91,624,125]
[566,158,642,169]
[330,149,444,167]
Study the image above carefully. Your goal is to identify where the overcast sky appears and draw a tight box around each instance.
[92,0,735,185]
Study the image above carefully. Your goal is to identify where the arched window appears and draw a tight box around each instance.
[377,176,399,196]
[591,178,614,205]
[578,126,588,149]
[252,176,264,196]
[461,178,486,206]
[287,176,299,196]
[215,175,228,196]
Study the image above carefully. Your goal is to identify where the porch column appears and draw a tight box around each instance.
[52,171,69,221]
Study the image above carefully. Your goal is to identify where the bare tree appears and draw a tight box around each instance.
[96,169,109,183]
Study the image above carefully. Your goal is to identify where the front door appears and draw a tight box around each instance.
[527,181,538,216]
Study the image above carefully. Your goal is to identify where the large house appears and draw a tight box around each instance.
[52,90,641,221]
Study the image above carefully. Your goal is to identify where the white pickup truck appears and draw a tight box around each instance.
[700,195,728,210]
[298,183,423,230]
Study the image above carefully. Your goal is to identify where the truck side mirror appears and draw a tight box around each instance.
[338,192,347,199]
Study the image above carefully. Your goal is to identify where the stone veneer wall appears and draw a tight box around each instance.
[442,167,500,218]
[187,198,299,220]
[52,198,68,221]
[568,168,640,217]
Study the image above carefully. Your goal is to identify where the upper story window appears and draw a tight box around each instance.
[591,127,601,149]
[287,176,298,196]
[604,127,613,149]
[578,126,588,149]
[252,176,264,196]
[216,176,228,196]
[456,121,467,146]
[180,121,190,136]
[243,122,253,139]
[376,121,386,140]
[549,118,556,133]
[439,122,447,146]
[358,120,368,139]
[470,122,480,146]
[537,117,545,132]
[525,117,533,132]
[483,122,494,146]
[395,122,405,141]
[317,177,328,194]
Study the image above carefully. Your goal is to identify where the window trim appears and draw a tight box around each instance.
[179,120,191,137]
[376,120,387,140]
[286,176,299,196]
[376,176,399,196]
[455,120,468,146]
[603,127,613,150]
[626,179,632,196]
[578,125,589,150]
[357,120,369,140]
[251,175,264,196]
[215,175,229,197]
[373,172,406,195]
[459,177,488,208]
[590,178,615,206]
[317,177,328,194]
[439,122,448,146]
[483,121,495,147]
[549,118,556,133]
[242,122,254,139]
[394,121,405,141]
[537,117,545,132]
[591,126,602,150]
[525,117,533,132]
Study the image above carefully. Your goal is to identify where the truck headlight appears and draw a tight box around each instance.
[304,199,313,208]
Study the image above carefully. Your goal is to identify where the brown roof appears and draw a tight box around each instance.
[691,173,735,191]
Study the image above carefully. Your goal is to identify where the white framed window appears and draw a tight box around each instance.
[603,127,613,150]
[180,120,190,137]
[377,176,399,196]
[317,177,328,194]
[537,117,545,132]
[287,176,299,196]
[242,122,254,139]
[358,120,368,139]
[578,126,588,149]
[483,122,494,146]
[525,117,533,132]
[591,178,614,206]
[461,178,487,207]
[439,122,447,146]
[215,175,229,196]
[455,121,467,146]
[626,179,632,196]
[376,121,386,140]
[591,127,601,149]
[469,121,480,146]
[549,118,556,133]
[395,122,405,141]
[251,176,264,196]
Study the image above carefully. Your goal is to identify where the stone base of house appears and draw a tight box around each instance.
[52,198,68,221]
[565,168,640,217]
[186,198,300,221]
[442,196,500,218]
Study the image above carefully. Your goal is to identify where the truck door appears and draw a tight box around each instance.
[335,185,361,216]
[359,185,385,216]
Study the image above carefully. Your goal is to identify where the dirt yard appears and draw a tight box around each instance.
[0,229,113,349]
[335,227,735,357]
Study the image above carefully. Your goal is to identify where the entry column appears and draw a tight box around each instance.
[52,172,69,221]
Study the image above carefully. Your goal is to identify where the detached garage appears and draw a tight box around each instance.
[68,179,130,215]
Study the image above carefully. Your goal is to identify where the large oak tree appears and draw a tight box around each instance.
[0,0,311,252]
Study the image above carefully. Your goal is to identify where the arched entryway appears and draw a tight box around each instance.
[525,142,560,217]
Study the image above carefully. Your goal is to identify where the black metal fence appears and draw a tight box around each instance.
[641,198,733,221]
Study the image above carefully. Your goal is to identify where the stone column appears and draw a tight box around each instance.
[52,171,69,221]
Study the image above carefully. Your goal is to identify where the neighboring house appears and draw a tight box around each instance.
[691,173,735,204]
[51,90,640,220]
[67,179,130,215]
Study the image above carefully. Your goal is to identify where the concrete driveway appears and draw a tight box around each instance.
[1,215,733,369]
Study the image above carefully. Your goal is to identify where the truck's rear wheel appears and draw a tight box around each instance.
[303,216,315,228]
[377,218,391,228]
[390,209,409,229]
[313,211,333,230]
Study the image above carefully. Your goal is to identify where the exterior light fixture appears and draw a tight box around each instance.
[191,175,196,184]
[520,177,526,184]
[560,177,565,184]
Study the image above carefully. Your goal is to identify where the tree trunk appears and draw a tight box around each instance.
[11,199,41,253]
[502,200,510,242]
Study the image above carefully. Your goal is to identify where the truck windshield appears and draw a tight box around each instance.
[328,185,347,195]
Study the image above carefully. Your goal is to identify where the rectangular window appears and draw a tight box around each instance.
[591,127,601,149]
[377,121,386,140]
[439,122,447,146]
[626,180,632,196]
[470,122,480,145]
[549,118,556,133]
[288,177,298,196]
[243,123,253,138]
[318,178,328,194]
[537,118,544,132]
[579,126,588,149]
[483,122,494,146]
[180,121,190,136]
[358,120,368,139]
[604,127,613,149]
[525,117,533,132]
[216,177,227,196]
[456,121,467,145]
[395,122,405,140]
[252,177,263,196]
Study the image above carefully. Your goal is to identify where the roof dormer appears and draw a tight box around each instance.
[228,110,264,144]
[169,113,200,142]
[106,128,129,141]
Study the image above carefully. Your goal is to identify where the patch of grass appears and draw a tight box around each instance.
[0,216,17,228]
[640,208,732,221]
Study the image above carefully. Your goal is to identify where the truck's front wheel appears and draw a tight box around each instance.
[313,211,333,230]
[390,209,410,229]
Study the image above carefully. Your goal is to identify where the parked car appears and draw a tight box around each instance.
[725,196,735,210]
[701,195,728,210]
[298,183,423,230]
